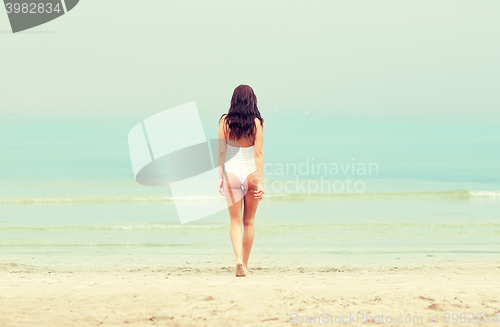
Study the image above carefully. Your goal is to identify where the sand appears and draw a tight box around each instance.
[0,262,499,326]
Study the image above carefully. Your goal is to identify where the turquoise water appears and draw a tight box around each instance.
[0,114,499,266]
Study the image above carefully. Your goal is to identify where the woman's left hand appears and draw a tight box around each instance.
[218,178,224,196]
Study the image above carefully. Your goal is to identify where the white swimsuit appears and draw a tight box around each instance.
[224,144,257,184]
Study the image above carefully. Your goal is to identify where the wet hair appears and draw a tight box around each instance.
[220,84,264,143]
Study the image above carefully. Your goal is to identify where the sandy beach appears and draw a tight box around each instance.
[1,261,499,326]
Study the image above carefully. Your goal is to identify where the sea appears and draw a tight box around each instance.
[0,112,499,269]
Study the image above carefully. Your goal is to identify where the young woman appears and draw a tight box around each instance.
[218,85,265,277]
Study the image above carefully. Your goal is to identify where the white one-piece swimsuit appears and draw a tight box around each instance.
[224,144,257,184]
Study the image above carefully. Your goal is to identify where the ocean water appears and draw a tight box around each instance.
[0,114,499,267]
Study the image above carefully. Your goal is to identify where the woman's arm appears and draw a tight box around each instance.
[217,115,227,195]
[253,118,265,200]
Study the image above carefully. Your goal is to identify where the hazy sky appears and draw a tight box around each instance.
[0,0,499,122]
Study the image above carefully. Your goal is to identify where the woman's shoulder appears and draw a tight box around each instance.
[254,117,264,129]
[219,114,227,124]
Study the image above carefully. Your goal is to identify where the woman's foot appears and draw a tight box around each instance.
[243,265,253,275]
[236,263,245,277]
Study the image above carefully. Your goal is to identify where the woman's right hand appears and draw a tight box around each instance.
[253,182,264,201]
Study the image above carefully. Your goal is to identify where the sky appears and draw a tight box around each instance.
[0,0,499,123]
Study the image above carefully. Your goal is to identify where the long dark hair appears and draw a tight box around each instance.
[220,84,264,143]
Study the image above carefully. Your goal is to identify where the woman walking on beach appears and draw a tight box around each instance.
[218,85,265,277]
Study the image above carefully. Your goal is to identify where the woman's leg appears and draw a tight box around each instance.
[223,172,244,266]
[242,171,261,269]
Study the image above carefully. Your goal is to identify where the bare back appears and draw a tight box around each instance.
[220,114,259,148]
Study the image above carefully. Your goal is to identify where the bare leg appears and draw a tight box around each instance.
[223,172,245,276]
[242,171,260,269]
[228,198,242,265]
